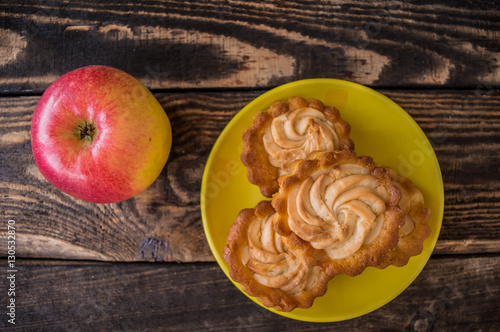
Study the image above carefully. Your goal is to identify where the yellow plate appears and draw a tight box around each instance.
[200,79,444,322]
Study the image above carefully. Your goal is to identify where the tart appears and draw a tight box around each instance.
[272,150,405,277]
[223,200,330,312]
[376,168,431,268]
[241,96,354,198]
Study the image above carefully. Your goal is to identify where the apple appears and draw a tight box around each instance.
[31,65,172,203]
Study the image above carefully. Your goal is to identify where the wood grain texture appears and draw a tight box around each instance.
[0,0,499,93]
[1,256,498,331]
[0,89,499,262]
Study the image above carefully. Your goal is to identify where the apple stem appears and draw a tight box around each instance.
[78,122,95,141]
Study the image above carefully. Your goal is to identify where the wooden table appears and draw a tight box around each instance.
[1,1,499,330]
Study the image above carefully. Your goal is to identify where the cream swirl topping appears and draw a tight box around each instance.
[286,164,389,260]
[241,213,322,295]
[263,107,340,171]
[393,181,417,238]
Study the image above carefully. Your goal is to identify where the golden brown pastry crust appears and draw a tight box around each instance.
[223,200,331,312]
[241,96,354,198]
[376,168,431,268]
[272,150,405,277]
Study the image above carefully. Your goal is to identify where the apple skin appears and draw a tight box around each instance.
[31,66,172,203]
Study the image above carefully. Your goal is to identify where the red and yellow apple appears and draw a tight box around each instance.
[31,65,172,203]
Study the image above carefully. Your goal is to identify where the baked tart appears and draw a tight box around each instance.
[223,200,330,312]
[241,96,354,198]
[376,168,431,268]
[272,150,405,277]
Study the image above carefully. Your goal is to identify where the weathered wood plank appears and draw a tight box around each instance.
[0,0,498,93]
[0,89,499,262]
[1,256,499,330]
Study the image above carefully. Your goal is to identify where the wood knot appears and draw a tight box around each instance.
[408,310,436,332]
[138,237,172,262]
